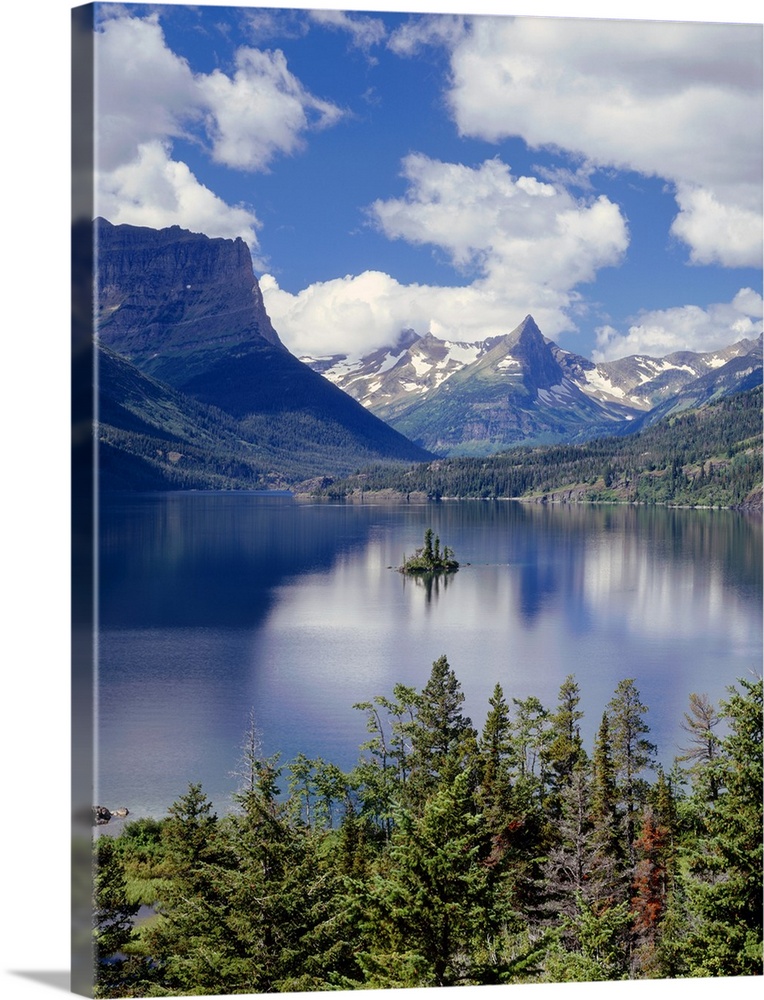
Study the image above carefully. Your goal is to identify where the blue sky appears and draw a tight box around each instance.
[90,1,763,362]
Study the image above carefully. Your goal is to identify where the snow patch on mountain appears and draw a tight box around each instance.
[582,369,628,400]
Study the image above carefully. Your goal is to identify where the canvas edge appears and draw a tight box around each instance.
[71,3,96,997]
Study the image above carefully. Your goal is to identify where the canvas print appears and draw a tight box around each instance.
[72,3,763,997]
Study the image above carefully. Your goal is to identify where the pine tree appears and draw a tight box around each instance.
[676,691,721,802]
[143,783,239,994]
[682,676,763,976]
[630,805,673,976]
[352,687,417,836]
[424,527,434,563]
[540,764,594,929]
[93,835,142,998]
[162,781,219,870]
[231,710,282,828]
[359,771,495,987]
[588,713,626,905]
[544,674,587,814]
[477,683,514,830]
[408,655,476,801]
[606,678,657,856]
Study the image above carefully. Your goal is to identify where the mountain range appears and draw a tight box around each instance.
[303,316,762,455]
[92,219,761,487]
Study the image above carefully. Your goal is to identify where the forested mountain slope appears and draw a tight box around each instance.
[97,344,431,490]
[94,221,431,487]
[312,386,763,509]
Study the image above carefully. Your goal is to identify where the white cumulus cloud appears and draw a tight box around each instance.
[199,47,343,172]
[440,16,762,268]
[94,12,199,172]
[671,185,763,269]
[372,153,628,291]
[94,11,343,249]
[264,154,628,358]
[593,288,763,361]
[97,140,263,252]
[260,269,553,360]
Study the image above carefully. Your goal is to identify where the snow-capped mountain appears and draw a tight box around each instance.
[302,329,504,422]
[577,340,762,410]
[303,316,762,455]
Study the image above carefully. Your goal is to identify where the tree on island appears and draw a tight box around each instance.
[399,528,459,575]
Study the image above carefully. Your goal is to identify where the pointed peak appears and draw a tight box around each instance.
[498,314,544,351]
[515,314,542,336]
[395,328,421,351]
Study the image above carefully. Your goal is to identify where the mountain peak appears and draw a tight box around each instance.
[513,314,543,340]
[395,328,421,351]
[96,219,283,361]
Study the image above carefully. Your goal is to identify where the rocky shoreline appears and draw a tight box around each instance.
[94,805,130,826]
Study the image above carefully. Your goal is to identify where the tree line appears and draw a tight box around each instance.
[94,660,763,996]
[315,386,762,506]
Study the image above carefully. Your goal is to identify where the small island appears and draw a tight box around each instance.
[399,528,459,575]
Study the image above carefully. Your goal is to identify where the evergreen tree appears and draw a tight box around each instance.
[143,784,239,994]
[359,771,495,987]
[313,758,348,829]
[544,674,587,814]
[99,661,764,991]
[231,710,282,827]
[544,893,632,982]
[162,781,219,870]
[507,695,550,815]
[606,679,657,856]
[630,805,673,976]
[477,683,514,830]
[424,527,434,563]
[408,655,476,801]
[588,713,626,905]
[352,688,417,836]
[540,764,594,929]
[676,691,722,802]
[682,676,763,976]
[93,835,142,998]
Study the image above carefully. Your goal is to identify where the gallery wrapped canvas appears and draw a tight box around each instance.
[72,2,762,998]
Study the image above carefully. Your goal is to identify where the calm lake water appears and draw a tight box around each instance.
[97,494,762,820]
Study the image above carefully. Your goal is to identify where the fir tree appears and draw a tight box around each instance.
[544,674,587,815]
[588,713,626,905]
[359,771,494,987]
[143,784,239,994]
[408,655,476,800]
[606,678,657,856]
[93,835,143,998]
[477,683,514,830]
[682,676,763,976]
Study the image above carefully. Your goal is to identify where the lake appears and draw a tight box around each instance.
[96,494,762,820]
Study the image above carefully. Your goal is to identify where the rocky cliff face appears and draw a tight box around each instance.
[95,218,282,366]
[93,219,432,473]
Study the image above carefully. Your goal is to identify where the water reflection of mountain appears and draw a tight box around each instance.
[98,494,375,629]
[101,497,761,632]
[94,496,761,818]
[401,500,761,626]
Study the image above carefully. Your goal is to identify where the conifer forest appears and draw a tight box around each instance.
[94,660,763,996]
